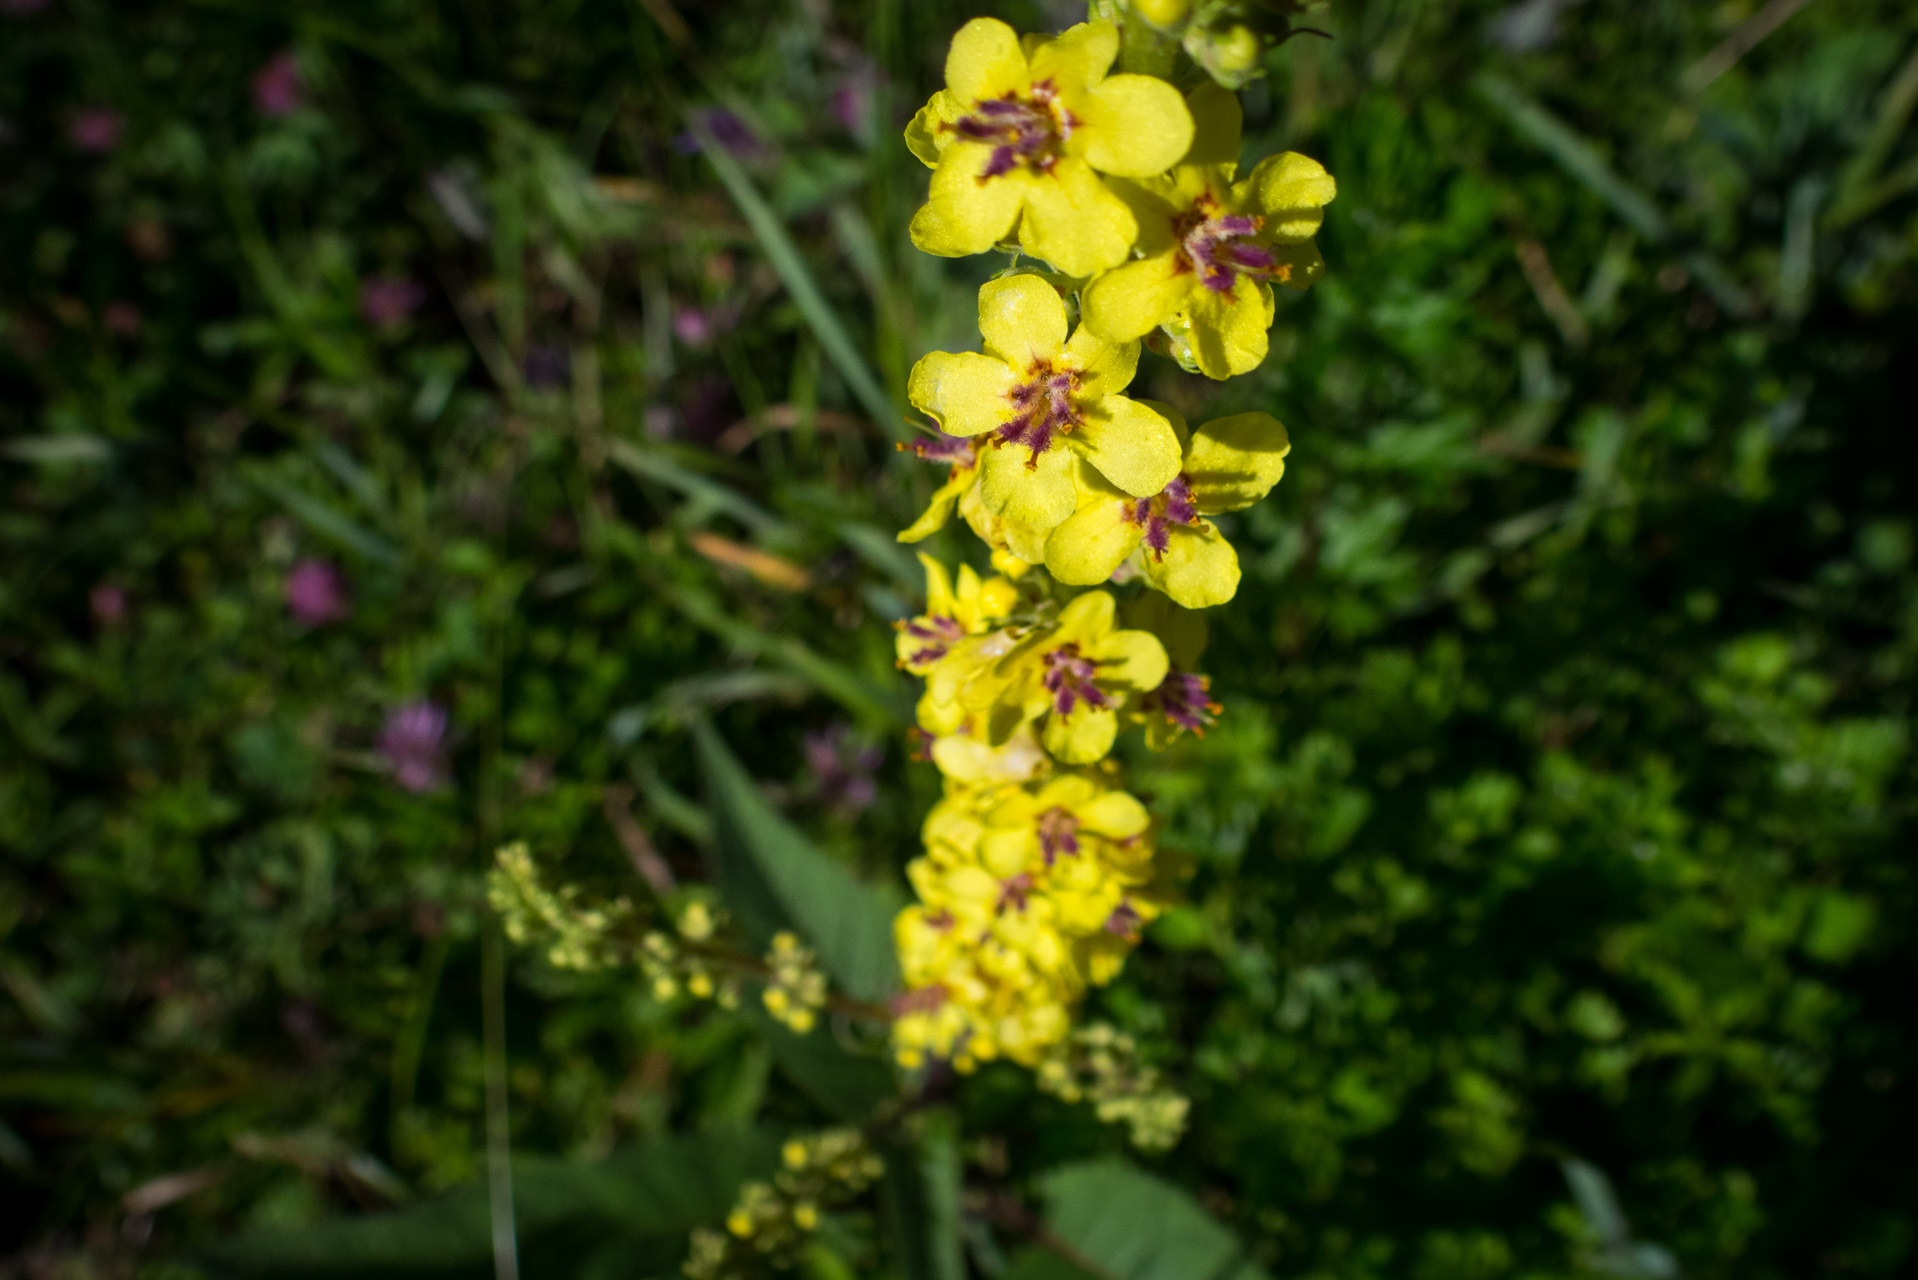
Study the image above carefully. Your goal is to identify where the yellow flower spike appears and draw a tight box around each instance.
[910,275,1182,535]
[906,18,1194,277]
[1081,83,1335,380]
[1045,407,1291,608]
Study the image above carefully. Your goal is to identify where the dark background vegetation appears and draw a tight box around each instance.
[3,0,1915,1276]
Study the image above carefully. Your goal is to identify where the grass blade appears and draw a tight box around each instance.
[687,113,903,439]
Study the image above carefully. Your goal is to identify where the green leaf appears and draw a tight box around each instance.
[692,718,901,1004]
[246,467,403,566]
[1033,1161,1271,1280]
[201,1129,776,1279]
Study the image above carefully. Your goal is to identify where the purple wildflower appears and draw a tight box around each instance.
[285,559,349,626]
[360,277,425,328]
[379,702,449,793]
[803,724,882,816]
[68,107,124,153]
[90,583,127,625]
[252,51,304,117]
[103,302,140,336]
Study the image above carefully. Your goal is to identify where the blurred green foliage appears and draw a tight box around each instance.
[2,0,1915,1277]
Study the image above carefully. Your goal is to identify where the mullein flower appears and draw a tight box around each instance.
[909,274,1181,535]
[920,589,1168,764]
[1081,84,1334,380]
[906,19,1194,277]
[894,553,1021,676]
[1043,407,1291,608]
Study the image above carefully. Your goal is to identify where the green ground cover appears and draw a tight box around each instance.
[2,0,1915,1276]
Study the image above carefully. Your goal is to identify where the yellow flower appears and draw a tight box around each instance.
[1081,84,1335,380]
[968,589,1170,764]
[895,553,1020,676]
[1044,408,1291,608]
[909,274,1182,536]
[929,723,1050,786]
[906,18,1194,277]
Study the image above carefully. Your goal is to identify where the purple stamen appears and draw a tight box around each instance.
[1152,667,1220,736]
[947,80,1074,179]
[1036,807,1081,866]
[1176,200,1289,296]
[1042,643,1109,717]
[902,614,967,667]
[903,432,977,465]
[1104,900,1142,940]
[994,365,1081,466]
[997,872,1035,914]
[1122,474,1201,560]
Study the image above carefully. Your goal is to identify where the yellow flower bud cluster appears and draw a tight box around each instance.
[1034,1023,1191,1151]
[885,11,1331,1124]
[487,842,632,971]
[637,898,741,1004]
[685,1130,884,1280]
[760,931,829,1034]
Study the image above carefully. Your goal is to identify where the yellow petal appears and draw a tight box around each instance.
[905,93,958,168]
[1103,176,1184,255]
[908,351,1017,437]
[918,551,957,615]
[1089,628,1169,693]
[1026,21,1119,91]
[1184,281,1272,380]
[998,512,1052,564]
[1186,411,1291,513]
[1077,791,1149,838]
[978,274,1068,368]
[1146,520,1241,609]
[1070,395,1182,497]
[917,146,1027,256]
[945,17,1029,104]
[1043,496,1139,586]
[1016,158,1136,278]
[897,466,974,543]
[1061,326,1139,398]
[1079,75,1195,177]
[1248,151,1337,238]
[1269,237,1326,293]
[1182,81,1243,170]
[1044,704,1118,764]
[979,439,1077,531]
[1055,588,1117,640]
[1081,253,1192,344]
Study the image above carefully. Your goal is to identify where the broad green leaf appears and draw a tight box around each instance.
[1034,1161,1270,1280]
[202,1129,776,1279]
[692,718,901,1004]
